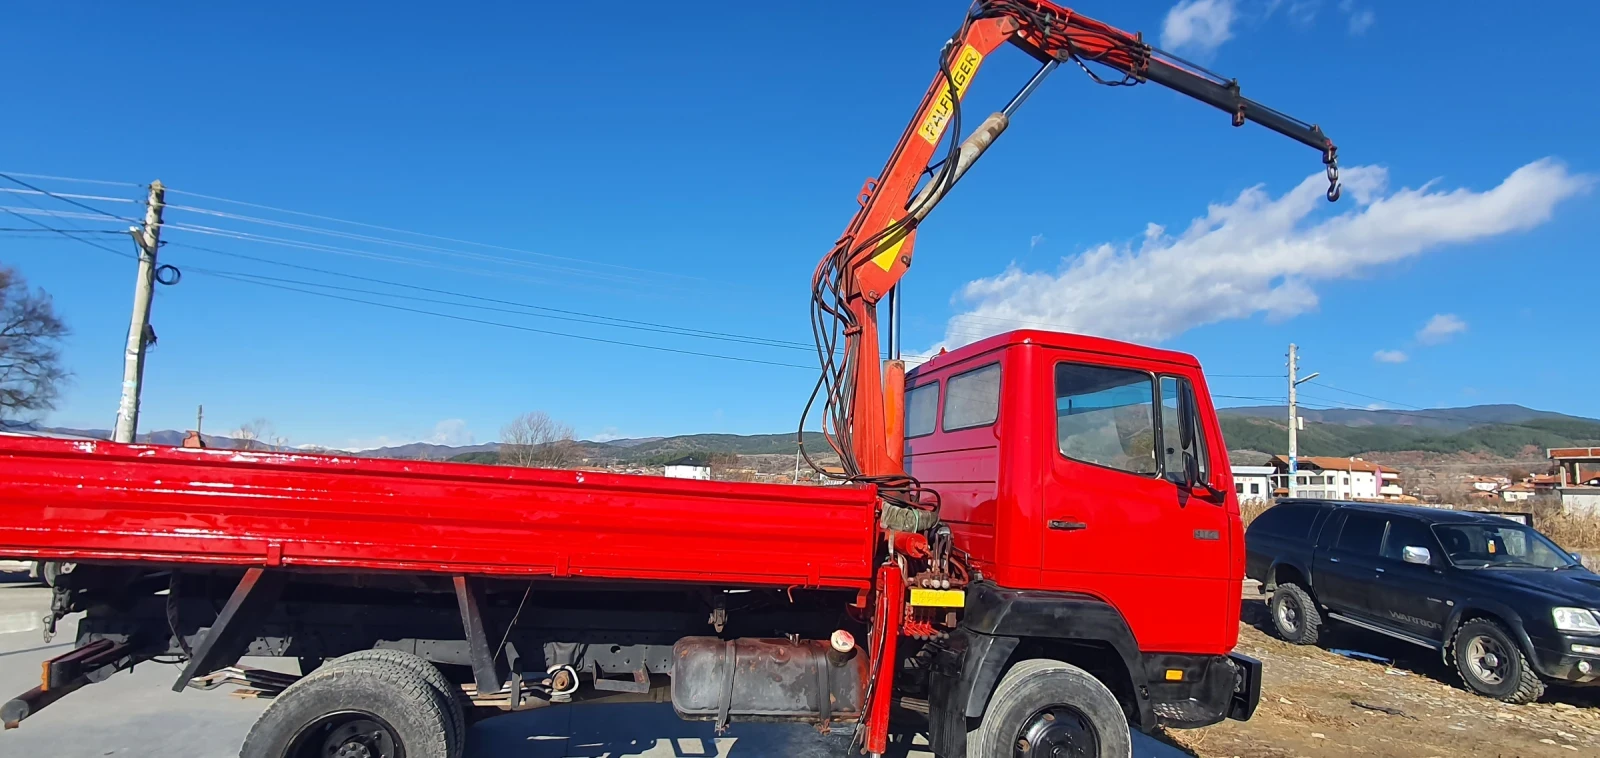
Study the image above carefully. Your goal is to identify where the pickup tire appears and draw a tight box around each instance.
[326,649,465,758]
[1268,583,1321,645]
[967,658,1132,758]
[240,660,454,758]
[1450,618,1545,704]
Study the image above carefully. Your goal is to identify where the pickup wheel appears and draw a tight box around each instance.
[1450,619,1545,704]
[240,661,455,758]
[967,658,1132,758]
[1268,582,1321,645]
[327,649,465,758]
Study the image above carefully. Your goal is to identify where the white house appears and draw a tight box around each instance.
[1500,482,1536,503]
[1231,466,1274,504]
[1268,456,1389,500]
[663,454,711,480]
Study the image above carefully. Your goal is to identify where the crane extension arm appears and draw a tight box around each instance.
[806,0,1341,487]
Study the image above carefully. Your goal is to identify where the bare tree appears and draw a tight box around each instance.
[0,267,69,420]
[234,418,287,451]
[500,411,580,469]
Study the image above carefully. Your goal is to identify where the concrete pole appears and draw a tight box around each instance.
[1287,343,1298,499]
[113,181,165,443]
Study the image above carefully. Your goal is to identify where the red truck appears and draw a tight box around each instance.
[0,3,1339,757]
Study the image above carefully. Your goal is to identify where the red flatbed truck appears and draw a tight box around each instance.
[0,3,1341,757]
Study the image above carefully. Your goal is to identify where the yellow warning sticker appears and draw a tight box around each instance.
[909,588,966,608]
[871,217,909,272]
[917,45,984,146]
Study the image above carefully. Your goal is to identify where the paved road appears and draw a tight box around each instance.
[0,578,1189,757]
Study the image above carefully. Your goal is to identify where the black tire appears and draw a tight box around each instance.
[241,661,453,758]
[968,658,1132,758]
[1268,583,1322,645]
[1450,618,1545,704]
[327,649,466,757]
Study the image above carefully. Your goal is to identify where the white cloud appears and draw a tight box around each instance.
[1372,349,1408,364]
[1347,8,1375,33]
[935,158,1589,349]
[1285,0,1320,26]
[1161,0,1237,55]
[425,419,474,446]
[1416,314,1467,345]
[1030,233,1046,251]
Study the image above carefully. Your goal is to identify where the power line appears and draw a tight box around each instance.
[185,267,816,370]
[0,199,134,260]
[0,172,141,222]
[0,171,144,188]
[158,185,702,282]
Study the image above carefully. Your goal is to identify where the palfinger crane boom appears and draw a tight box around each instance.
[805,0,1340,488]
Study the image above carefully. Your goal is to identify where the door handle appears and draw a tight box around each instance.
[1048,520,1088,531]
[1330,557,1340,563]
[1375,567,1385,574]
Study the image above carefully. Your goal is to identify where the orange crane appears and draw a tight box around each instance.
[803,0,1339,494]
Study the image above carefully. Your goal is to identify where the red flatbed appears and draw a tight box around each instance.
[0,436,879,589]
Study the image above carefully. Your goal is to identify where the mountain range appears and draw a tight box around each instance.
[7,404,1599,463]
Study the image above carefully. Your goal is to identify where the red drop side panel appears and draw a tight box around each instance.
[0,437,879,589]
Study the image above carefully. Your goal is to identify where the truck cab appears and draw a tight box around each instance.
[906,331,1254,754]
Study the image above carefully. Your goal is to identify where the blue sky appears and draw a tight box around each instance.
[3,0,1597,449]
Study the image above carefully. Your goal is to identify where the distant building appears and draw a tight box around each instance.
[1267,456,1393,500]
[1231,465,1274,504]
[663,454,711,480]
[1500,482,1536,503]
[1548,447,1600,514]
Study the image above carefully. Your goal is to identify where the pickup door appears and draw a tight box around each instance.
[1311,510,1388,620]
[1368,516,1452,642]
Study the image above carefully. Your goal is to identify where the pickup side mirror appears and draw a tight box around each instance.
[1402,546,1432,566]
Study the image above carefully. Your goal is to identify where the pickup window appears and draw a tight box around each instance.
[1336,512,1386,555]
[1055,362,1157,475]
[1380,517,1435,562]
[1251,502,1322,540]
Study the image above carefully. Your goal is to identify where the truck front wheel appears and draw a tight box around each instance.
[967,658,1132,758]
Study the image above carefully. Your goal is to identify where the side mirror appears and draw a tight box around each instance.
[1183,451,1225,500]
[1403,546,1432,566]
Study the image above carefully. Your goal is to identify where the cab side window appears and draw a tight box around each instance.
[1055,362,1157,475]
[905,381,938,438]
[1159,375,1212,485]
[943,364,1001,431]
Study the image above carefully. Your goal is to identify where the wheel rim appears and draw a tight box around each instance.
[1013,705,1100,758]
[1464,634,1509,686]
[1275,595,1300,634]
[285,711,404,758]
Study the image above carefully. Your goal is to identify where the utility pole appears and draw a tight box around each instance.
[196,404,204,436]
[113,181,165,443]
[1286,343,1319,499]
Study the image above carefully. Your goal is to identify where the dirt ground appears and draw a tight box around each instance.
[1163,596,1600,758]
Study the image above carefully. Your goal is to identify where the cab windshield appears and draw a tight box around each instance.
[1431,522,1576,569]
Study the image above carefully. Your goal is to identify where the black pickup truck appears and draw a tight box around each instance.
[1246,499,1600,703]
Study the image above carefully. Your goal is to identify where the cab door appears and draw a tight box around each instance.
[1039,357,1231,653]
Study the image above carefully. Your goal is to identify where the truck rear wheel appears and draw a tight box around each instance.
[967,658,1131,758]
[240,661,455,758]
[326,649,466,757]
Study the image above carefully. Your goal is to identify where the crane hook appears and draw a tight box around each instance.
[1323,148,1341,203]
